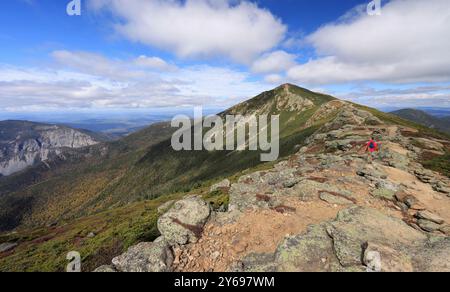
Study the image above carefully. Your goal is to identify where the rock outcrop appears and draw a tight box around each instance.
[96,197,211,272]
[235,207,448,272]
[0,121,100,176]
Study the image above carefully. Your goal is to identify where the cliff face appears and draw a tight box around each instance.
[0,121,99,176]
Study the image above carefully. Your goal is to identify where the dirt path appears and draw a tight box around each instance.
[174,199,342,272]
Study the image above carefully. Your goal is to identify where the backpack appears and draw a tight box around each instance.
[369,140,377,150]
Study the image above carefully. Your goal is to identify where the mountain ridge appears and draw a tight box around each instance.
[0,84,449,272]
[1,84,448,232]
[390,108,450,134]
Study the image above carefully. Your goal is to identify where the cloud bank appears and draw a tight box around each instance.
[0,51,271,112]
[287,0,450,85]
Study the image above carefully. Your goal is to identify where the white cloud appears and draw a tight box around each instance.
[264,74,283,84]
[288,0,450,85]
[52,50,148,80]
[0,51,272,111]
[88,0,286,63]
[134,55,177,71]
[251,50,297,74]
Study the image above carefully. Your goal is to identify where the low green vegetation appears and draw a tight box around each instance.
[422,151,450,178]
[0,193,183,272]
[203,189,229,211]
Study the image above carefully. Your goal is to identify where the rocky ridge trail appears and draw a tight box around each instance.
[94,102,450,272]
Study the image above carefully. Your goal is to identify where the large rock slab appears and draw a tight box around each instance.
[111,237,173,272]
[158,197,210,245]
[236,207,445,272]
[413,237,450,272]
[326,207,427,267]
[274,224,341,272]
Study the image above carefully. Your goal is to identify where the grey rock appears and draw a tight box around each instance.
[326,207,426,267]
[93,265,117,272]
[0,121,100,176]
[363,242,413,272]
[0,242,18,253]
[112,237,173,272]
[371,188,396,201]
[210,179,231,192]
[319,192,354,205]
[233,253,277,272]
[415,211,444,225]
[414,168,436,184]
[235,206,446,272]
[365,116,382,126]
[433,182,450,194]
[439,225,450,236]
[157,197,210,245]
[413,237,450,272]
[417,219,442,232]
[275,224,339,272]
[282,178,300,188]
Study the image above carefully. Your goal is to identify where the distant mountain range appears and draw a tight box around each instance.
[390,109,450,134]
[0,110,219,138]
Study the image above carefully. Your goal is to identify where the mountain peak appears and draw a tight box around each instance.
[278,83,303,91]
[225,84,336,116]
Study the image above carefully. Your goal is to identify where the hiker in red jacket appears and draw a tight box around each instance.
[365,137,379,163]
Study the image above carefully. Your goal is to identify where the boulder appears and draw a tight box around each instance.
[210,179,231,193]
[417,219,442,232]
[365,116,382,126]
[111,237,173,272]
[356,166,387,181]
[284,180,322,201]
[326,207,427,267]
[415,211,444,225]
[0,242,17,253]
[157,197,210,245]
[363,242,413,272]
[439,225,450,236]
[371,188,396,201]
[93,265,117,272]
[432,182,450,195]
[411,138,444,151]
[414,168,436,184]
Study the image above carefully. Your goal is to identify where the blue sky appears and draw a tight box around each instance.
[0,0,449,115]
